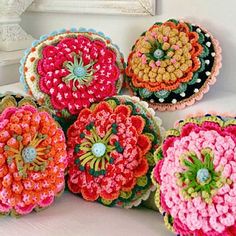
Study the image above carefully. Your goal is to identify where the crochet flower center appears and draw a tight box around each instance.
[63,55,95,90]
[21,146,37,163]
[196,168,211,185]
[153,48,165,60]
[73,66,86,78]
[176,148,227,204]
[74,122,119,176]
[91,143,106,158]
[5,133,50,178]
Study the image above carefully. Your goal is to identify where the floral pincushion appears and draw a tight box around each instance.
[152,115,236,235]
[0,94,67,216]
[20,28,125,118]
[67,95,163,207]
[126,19,222,111]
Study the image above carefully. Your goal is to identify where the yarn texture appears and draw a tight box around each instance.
[67,95,163,207]
[152,115,236,235]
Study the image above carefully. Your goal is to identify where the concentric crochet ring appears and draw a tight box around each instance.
[152,115,236,235]
[126,19,222,111]
[20,28,125,118]
[0,94,67,216]
[67,95,163,207]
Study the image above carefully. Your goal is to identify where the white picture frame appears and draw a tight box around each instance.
[28,0,157,16]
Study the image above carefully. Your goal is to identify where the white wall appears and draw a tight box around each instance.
[21,0,236,92]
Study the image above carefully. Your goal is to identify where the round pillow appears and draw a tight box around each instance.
[67,95,163,207]
[0,94,67,216]
[152,114,236,235]
[126,19,222,111]
[20,28,125,118]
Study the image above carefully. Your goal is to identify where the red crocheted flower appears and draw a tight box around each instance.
[67,96,160,207]
[21,30,124,118]
[0,105,67,216]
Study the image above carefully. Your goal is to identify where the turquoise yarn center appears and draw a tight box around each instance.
[73,66,86,78]
[153,48,164,60]
[22,146,37,163]
[91,143,106,158]
[197,168,211,184]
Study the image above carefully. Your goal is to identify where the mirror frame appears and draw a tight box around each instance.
[28,0,157,16]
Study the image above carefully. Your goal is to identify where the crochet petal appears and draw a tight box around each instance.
[137,134,152,155]
[114,105,132,117]
[15,204,36,215]
[100,189,120,201]
[81,187,99,201]
[39,196,54,208]
[133,158,149,178]
[93,101,113,116]
[121,178,136,192]
[130,116,145,134]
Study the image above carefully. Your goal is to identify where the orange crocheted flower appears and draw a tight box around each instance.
[126,20,203,92]
[0,105,67,216]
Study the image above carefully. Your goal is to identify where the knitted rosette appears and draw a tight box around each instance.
[126,19,222,111]
[19,28,125,118]
[152,115,236,235]
[0,94,67,216]
[67,95,163,207]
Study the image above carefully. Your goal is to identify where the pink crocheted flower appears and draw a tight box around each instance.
[0,101,67,216]
[67,96,162,207]
[20,30,124,118]
[153,115,236,236]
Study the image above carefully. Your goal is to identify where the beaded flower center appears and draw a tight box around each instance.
[196,168,211,185]
[21,146,37,163]
[63,55,95,90]
[176,148,229,204]
[73,66,86,78]
[153,48,165,60]
[5,133,51,178]
[74,122,121,176]
[145,41,171,63]
[91,143,106,158]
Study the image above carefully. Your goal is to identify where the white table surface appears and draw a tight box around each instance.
[0,191,173,236]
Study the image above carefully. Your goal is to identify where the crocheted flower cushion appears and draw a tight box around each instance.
[20,28,125,118]
[67,95,163,207]
[126,19,222,111]
[0,94,67,216]
[152,115,236,235]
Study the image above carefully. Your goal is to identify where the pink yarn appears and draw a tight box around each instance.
[163,36,168,42]
[141,55,147,64]
[155,61,161,67]
[154,121,236,235]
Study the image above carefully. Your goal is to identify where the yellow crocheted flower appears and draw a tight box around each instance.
[127,21,202,91]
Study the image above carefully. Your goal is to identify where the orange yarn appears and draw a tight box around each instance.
[126,21,203,92]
